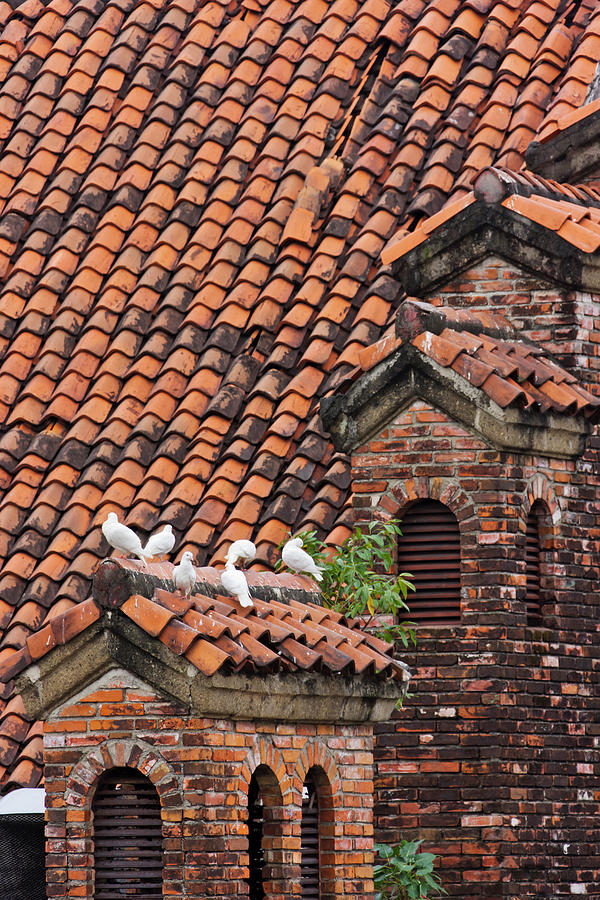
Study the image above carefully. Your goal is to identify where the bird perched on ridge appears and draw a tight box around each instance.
[102,512,150,568]
[173,551,196,599]
[143,524,175,560]
[220,561,253,608]
[225,539,256,568]
[281,537,323,581]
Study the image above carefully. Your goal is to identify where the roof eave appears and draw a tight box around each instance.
[15,614,407,724]
[387,202,598,296]
[320,343,593,459]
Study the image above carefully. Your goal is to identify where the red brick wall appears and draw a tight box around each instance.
[353,401,600,898]
[427,255,600,393]
[43,672,377,899]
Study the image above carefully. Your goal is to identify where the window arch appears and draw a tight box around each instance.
[525,500,550,625]
[397,499,461,624]
[247,765,284,900]
[93,767,162,898]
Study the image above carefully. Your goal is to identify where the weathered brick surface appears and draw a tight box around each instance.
[43,672,376,899]
[428,256,600,393]
[353,395,600,898]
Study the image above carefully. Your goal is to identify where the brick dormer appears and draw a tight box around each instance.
[321,288,600,895]
[380,167,600,392]
[0,559,409,900]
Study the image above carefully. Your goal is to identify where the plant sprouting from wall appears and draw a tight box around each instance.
[374,840,446,900]
[278,520,416,648]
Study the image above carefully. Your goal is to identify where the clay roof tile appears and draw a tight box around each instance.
[0,0,598,789]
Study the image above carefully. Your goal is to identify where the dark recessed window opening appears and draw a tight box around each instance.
[301,773,319,899]
[0,812,45,900]
[248,774,265,900]
[525,501,546,626]
[93,767,162,899]
[247,765,284,900]
[397,500,461,624]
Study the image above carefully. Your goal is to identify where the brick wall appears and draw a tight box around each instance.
[43,669,376,899]
[353,400,600,898]
[427,255,600,393]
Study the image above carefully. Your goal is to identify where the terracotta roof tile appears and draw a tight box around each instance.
[0,0,598,790]
[361,299,600,421]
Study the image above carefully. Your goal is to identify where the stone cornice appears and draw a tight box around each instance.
[16,613,408,725]
[320,343,593,458]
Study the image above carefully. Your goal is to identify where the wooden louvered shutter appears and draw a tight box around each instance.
[398,500,461,624]
[525,503,543,625]
[301,777,319,899]
[93,767,162,899]
[248,777,265,900]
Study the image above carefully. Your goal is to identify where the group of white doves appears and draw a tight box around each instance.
[102,512,323,609]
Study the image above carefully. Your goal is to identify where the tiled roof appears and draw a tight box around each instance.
[1,0,600,789]
[536,96,600,146]
[357,301,600,420]
[0,557,405,790]
[381,180,600,265]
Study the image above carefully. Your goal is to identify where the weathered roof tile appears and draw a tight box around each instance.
[0,0,599,790]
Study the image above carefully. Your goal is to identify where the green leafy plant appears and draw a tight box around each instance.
[374,841,446,900]
[277,520,416,648]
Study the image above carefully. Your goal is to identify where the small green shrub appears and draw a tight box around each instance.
[278,521,416,648]
[374,840,446,900]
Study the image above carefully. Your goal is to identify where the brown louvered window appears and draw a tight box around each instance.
[397,500,461,624]
[525,502,544,625]
[93,767,162,899]
[301,774,319,899]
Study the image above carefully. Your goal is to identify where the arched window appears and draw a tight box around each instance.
[247,766,284,900]
[299,765,335,900]
[93,767,162,898]
[248,774,266,900]
[525,501,547,625]
[397,500,461,624]
[301,772,319,899]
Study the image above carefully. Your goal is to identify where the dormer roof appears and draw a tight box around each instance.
[381,168,600,295]
[321,299,600,457]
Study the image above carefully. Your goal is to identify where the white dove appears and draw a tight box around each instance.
[102,513,150,568]
[220,561,253,608]
[143,524,175,560]
[225,539,256,568]
[173,551,196,599]
[282,537,323,581]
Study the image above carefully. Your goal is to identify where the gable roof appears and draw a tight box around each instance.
[0,557,407,788]
[1,0,600,790]
[526,97,600,182]
[321,299,600,456]
[2,556,405,685]
[380,167,600,294]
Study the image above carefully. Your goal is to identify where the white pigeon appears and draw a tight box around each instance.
[173,551,196,599]
[143,524,175,560]
[281,537,323,581]
[225,539,256,568]
[220,561,253,608]
[102,513,150,567]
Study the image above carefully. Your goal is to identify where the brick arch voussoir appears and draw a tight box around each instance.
[523,474,561,530]
[292,740,342,807]
[390,478,475,527]
[237,738,293,808]
[64,738,177,810]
